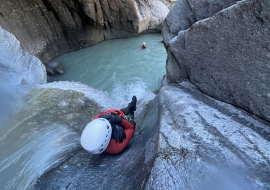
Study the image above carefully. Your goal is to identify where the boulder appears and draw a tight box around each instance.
[45,60,65,75]
[164,0,270,121]
[0,27,46,85]
[0,0,169,62]
[145,81,270,190]
[162,0,239,45]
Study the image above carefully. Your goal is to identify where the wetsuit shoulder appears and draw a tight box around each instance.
[104,120,135,154]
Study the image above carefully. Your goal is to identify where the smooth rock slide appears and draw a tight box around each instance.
[146,81,270,190]
[31,88,159,190]
[31,81,270,190]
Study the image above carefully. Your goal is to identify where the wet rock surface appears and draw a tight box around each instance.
[146,81,270,189]
[31,93,159,190]
[45,61,65,76]
[164,0,270,121]
[30,81,270,190]
[0,86,103,190]
[0,27,46,85]
[0,0,169,62]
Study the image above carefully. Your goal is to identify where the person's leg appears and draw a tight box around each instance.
[120,96,137,117]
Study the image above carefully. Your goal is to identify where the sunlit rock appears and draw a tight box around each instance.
[145,81,270,189]
[159,0,177,9]
[163,0,270,121]
[0,27,46,85]
[162,0,239,45]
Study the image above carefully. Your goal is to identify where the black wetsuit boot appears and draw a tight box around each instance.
[121,96,137,118]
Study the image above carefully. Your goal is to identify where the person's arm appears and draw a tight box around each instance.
[104,119,135,154]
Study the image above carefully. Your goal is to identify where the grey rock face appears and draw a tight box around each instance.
[45,60,65,75]
[133,0,169,33]
[164,0,270,121]
[146,82,270,190]
[0,0,104,63]
[159,0,177,10]
[162,0,239,45]
[0,27,46,85]
[0,0,168,62]
[31,92,159,190]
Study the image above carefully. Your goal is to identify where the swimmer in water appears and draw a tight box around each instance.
[142,42,146,49]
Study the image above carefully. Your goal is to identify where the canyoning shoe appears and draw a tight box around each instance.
[128,96,137,112]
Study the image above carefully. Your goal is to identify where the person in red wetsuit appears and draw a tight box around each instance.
[142,42,146,49]
[80,96,137,154]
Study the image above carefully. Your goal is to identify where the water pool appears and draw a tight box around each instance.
[49,34,166,103]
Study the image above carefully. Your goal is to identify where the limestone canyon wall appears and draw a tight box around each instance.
[163,0,270,122]
[0,0,169,63]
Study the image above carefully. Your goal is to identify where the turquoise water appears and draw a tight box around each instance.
[50,34,166,103]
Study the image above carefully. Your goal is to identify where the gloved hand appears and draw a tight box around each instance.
[111,124,126,143]
[99,113,122,125]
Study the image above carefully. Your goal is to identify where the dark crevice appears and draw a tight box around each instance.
[127,20,133,27]
[160,132,181,152]
[41,0,60,22]
[94,3,98,13]
[0,12,3,17]
[183,31,186,50]
[169,50,190,80]
[185,0,197,23]
[256,16,265,25]
[108,21,112,28]
[65,182,71,188]
[64,2,75,19]
[71,1,94,26]
[165,167,177,188]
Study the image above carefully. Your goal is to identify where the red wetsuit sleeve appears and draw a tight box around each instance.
[104,119,135,154]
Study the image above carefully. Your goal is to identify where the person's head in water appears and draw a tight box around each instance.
[142,42,146,49]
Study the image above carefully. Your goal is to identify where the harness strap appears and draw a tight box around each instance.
[94,109,125,119]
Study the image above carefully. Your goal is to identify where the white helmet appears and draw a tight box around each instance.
[143,42,146,45]
[80,118,112,154]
